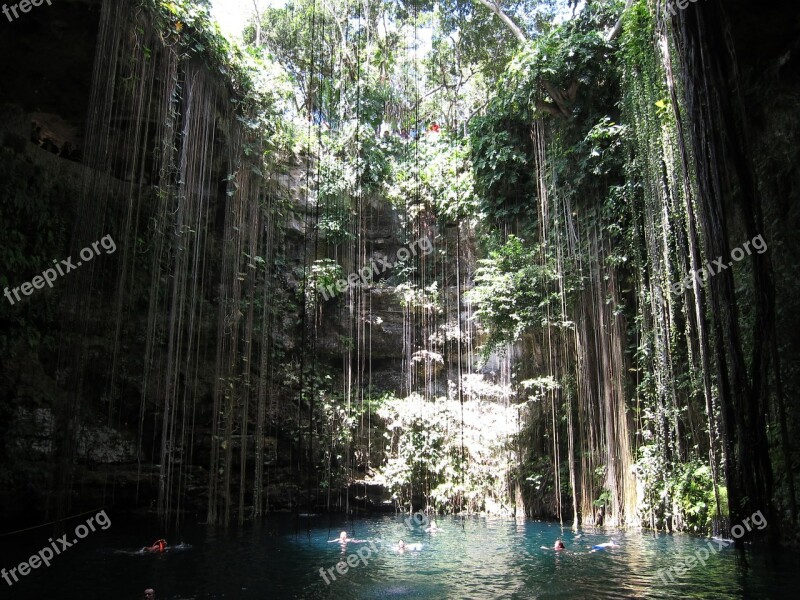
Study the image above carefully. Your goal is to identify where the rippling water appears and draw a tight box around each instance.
[3,514,797,599]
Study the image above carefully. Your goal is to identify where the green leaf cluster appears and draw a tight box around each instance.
[467,235,576,354]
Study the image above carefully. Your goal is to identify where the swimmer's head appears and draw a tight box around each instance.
[339,531,347,541]
[144,589,155,600]
[398,540,405,549]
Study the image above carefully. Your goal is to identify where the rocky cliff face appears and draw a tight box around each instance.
[0,0,431,524]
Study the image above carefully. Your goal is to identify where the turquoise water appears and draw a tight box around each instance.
[3,514,798,599]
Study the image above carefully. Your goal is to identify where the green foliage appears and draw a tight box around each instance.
[385,133,480,222]
[635,443,720,533]
[0,149,71,357]
[316,153,355,243]
[308,258,344,299]
[470,2,620,226]
[249,0,401,129]
[469,122,530,221]
[407,0,559,83]
[467,235,575,354]
[578,116,627,193]
[593,488,612,508]
[148,0,292,121]
[376,388,520,513]
[395,281,442,312]
[519,376,560,402]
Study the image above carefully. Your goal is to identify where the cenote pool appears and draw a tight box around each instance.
[4,515,798,599]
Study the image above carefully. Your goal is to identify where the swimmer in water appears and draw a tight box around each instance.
[143,539,166,553]
[425,519,443,533]
[329,531,367,544]
[591,539,618,551]
[329,531,351,544]
[396,539,422,552]
[540,539,566,551]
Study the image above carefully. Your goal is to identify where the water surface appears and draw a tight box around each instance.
[2,514,797,599]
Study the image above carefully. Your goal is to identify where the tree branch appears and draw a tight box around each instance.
[607,0,634,43]
[251,0,262,46]
[472,1,579,119]
[473,0,527,44]
[541,80,574,118]
[535,100,566,118]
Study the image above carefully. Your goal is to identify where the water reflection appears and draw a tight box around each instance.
[2,514,797,599]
